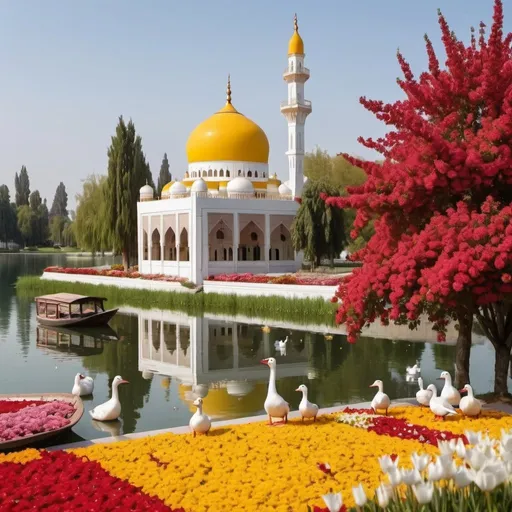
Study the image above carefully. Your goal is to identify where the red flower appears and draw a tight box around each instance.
[316,462,332,475]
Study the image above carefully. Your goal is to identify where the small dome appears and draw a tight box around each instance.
[288,15,305,55]
[139,183,154,201]
[227,177,254,196]
[278,183,292,196]
[191,178,208,193]
[169,181,187,197]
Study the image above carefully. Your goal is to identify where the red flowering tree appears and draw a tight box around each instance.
[324,0,512,395]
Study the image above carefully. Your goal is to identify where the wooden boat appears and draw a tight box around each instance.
[0,393,83,451]
[35,293,118,327]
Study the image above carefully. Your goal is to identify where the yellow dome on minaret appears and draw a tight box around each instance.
[288,14,304,55]
[186,76,269,164]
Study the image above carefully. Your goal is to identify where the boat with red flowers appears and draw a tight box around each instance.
[35,293,118,328]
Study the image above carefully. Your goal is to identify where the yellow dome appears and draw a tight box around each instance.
[161,181,175,193]
[186,77,269,164]
[288,14,304,55]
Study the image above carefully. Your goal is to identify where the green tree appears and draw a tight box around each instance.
[50,182,68,218]
[156,153,172,198]
[17,205,33,246]
[49,215,67,245]
[0,185,18,244]
[14,166,30,207]
[75,175,112,253]
[62,221,76,247]
[106,116,154,269]
[291,181,346,268]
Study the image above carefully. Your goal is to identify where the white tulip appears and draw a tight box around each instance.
[411,452,430,472]
[453,467,473,488]
[501,428,512,452]
[455,438,467,459]
[438,439,456,456]
[321,492,343,512]
[352,483,367,507]
[468,448,487,471]
[379,455,399,473]
[506,461,512,476]
[412,481,434,505]
[474,469,498,492]
[464,430,482,445]
[387,467,402,487]
[437,455,456,479]
[483,461,507,486]
[427,461,443,482]
[376,483,392,508]
[476,440,495,460]
[500,443,512,463]
[401,468,422,486]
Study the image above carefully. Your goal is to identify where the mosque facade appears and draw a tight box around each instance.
[137,16,311,285]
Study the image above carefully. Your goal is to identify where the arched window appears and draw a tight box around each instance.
[219,169,224,177]
[299,62,302,71]
[247,170,252,178]
[255,171,258,178]
[263,172,266,178]
[281,234,287,242]
[238,169,242,176]
[290,61,294,72]
[226,170,230,177]
[208,169,213,177]
[214,170,218,177]
[216,230,224,240]
[202,170,207,177]
[250,232,258,242]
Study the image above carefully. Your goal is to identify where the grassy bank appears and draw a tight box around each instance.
[16,276,337,326]
[23,246,83,254]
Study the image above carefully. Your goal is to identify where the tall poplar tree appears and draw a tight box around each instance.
[106,116,154,269]
[156,153,172,197]
[50,182,68,218]
[14,166,30,206]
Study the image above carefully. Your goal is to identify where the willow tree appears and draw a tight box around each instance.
[106,117,154,269]
[75,175,112,253]
[292,181,345,268]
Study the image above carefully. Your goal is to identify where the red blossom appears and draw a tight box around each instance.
[316,462,333,475]
[322,0,512,343]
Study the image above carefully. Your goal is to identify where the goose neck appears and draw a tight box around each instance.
[466,386,474,398]
[268,366,277,394]
[112,383,120,401]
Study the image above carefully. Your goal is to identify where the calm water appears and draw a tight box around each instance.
[0,253,509,445]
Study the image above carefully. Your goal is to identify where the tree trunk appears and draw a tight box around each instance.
[122,249,129,271]
[495,343,510,396]
[454,308,472,388]
[315,254,321,268]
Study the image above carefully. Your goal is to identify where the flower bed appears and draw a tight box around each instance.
[2,406,512,511]
[0,400,75,442]
[44,266,187,283]
[208,272,343,286]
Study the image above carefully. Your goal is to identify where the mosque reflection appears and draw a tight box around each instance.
[36,325,118,357]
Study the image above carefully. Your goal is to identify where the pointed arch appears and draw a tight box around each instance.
[164,227,176,260]
[270,223,293,261]
[151,228,161,260]
[143,229,148,260]
[179,228,189,261]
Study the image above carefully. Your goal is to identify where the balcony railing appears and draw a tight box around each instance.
[280,99,312,109]
[283,66,310,77]
[157,191,294,201]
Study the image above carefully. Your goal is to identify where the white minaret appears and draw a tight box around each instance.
[280,14,311,198]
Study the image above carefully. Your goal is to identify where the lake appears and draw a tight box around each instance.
[0,253,508,445]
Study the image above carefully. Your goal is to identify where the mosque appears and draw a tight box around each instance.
[137,16,311,285]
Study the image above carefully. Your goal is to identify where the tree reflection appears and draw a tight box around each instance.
[81,313,152,433]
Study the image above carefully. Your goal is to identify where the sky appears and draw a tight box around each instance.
[0,1,508,210]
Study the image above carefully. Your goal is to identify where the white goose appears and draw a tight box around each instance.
[416,377,433,406]
[439,371,461,406]
[189,397,211,437]
[274,336,289,351]
[406,364,421,377]
[370,379,391,415]
[296,384,319,422]
[72,373,94,396]
[459,384,482,417]
[261,357,290,425]
[89,375,128,421]
[427,384,457,420]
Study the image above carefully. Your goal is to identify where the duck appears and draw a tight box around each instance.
[459,384,482,417]
[426,384,457,420]
[416,377,433,406]
[189,397,211,437]
[406,364,421,377]
[261,357,290,425]
[369,380,391,415]
[274,336,289,350]
[89,375,128,421]
[72,373,94,396]
[439,371,461,406]
[296,384,319,422]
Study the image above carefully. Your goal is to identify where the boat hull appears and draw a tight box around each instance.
[36,308,118,327]
[0,393,84,451]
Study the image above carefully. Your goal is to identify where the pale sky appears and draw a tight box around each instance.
[0,1,505,209]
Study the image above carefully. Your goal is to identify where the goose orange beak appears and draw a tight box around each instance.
[119,380,129,385]
[260,359,269,366]
[459,388,466,393]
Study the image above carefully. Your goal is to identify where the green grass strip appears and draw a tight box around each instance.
[16,276,337,326]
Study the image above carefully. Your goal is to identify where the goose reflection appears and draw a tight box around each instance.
[91,419,122,437]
